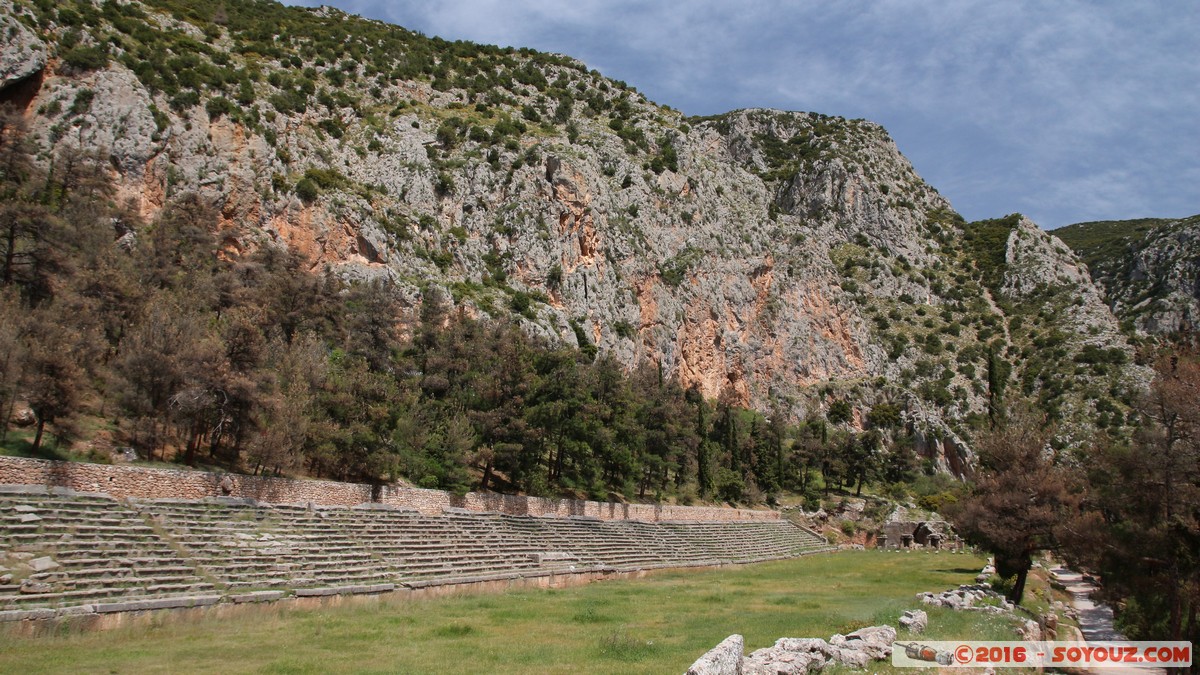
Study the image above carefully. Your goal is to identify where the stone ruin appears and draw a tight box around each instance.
[687,624,899,675]
[0,486,834,624]
[879,517,957,550]
[685,560,1059,674]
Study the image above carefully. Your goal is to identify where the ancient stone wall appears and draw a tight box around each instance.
[0,456,776,522]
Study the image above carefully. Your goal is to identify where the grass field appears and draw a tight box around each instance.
[0,551,1014,674]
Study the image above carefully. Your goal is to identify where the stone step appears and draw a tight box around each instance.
[223,578,292,590]
[293,583,394,597]
[93,594,222,614]
[0,580,217,608]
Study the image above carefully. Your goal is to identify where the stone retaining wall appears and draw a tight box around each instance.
[0,456,776,523]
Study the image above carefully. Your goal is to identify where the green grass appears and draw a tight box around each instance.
[0,430,71,461]
[0,551,1002,674]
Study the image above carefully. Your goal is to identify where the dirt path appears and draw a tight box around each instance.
[1049,567,1165,675]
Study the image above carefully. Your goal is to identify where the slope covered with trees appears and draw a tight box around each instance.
[0,107,928,504]
[0,0,1167,511]
[0,0,1153,475]
[948,344,1200,642]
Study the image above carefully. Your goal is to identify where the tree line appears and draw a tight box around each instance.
[948,345,1199,645]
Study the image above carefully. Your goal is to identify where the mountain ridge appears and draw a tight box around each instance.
[1055,214,1200,335]
[0,0,1155,473]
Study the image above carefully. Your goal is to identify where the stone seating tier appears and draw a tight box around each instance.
[0,491,833,619]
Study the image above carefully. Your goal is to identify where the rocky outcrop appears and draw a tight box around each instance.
[1056,214,1200,334]
[1004,216,1099,297]
[1003,216,1126,343]
[0,7,45,92]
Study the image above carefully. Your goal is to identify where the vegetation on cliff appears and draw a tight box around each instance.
[1056,214,1200,334]
[0,0,1151,457]
[0,109,931,506]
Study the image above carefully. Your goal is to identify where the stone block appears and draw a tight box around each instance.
[687,634,743,675]
[842,624,896,660]
[0,608,54,622]
[834,647,871,668]
[94,595,220,613]
[230,591,285,603]
[899,609,928,634]
[774,637,834,659]
[744,647,817,674]
[19,580,53,594]
[28,556,59,572]
[294,587,340,597]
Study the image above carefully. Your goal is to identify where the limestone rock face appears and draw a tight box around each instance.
[44,68,162,176]
[1123,222,1200,333]
[0,7,45,90]
[2,0,1150,460]
[1003,216,1098,298]
[1003,215,1143,367]
[1057,214,1200,334]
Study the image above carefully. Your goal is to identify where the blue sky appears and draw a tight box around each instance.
[288,1,1198,230]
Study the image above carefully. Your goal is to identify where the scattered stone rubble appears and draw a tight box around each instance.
[898,609,927,634]
[686,561,1055,674]
[686,635,744,675]
[916,583,1015,613]
[687,625,898,675]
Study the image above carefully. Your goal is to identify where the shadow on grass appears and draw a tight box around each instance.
[0,435,69,461]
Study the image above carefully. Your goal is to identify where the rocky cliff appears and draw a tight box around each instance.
[1055,214,1200,335]
[0,0,1150,462]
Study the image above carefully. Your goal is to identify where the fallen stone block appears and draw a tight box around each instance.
[687,633,743,675]
[28,556,59,572]
[834,647,871,669]
[844,624,896,660]
[744,637,832,674]
[774,637,835,660]
[899,609,928,634]
[744,647,819,674]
